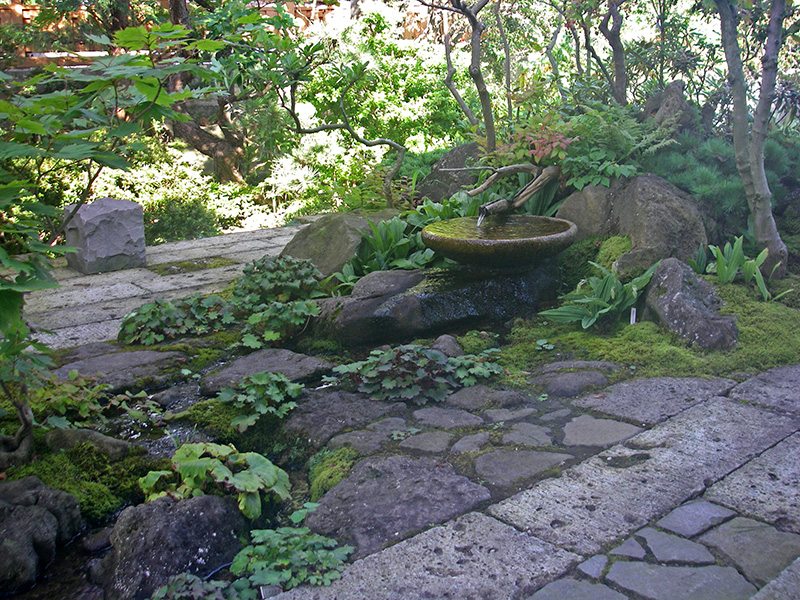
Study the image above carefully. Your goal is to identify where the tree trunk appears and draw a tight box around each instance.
[170,118,246,183]
[169,0,191,27]
[715,0,788,277]
[599,1,627,106]
[463,1,496,153]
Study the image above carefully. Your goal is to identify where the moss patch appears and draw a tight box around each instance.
[594,235,631,273]
[556,235,605,292]
[147,256,239,276]
[307,447,361,501]
[456,330,500,355]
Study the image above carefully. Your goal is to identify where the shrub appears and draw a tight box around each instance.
[215,371,303,432]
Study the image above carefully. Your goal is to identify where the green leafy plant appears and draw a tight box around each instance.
[215,371,303,432]
[139,442,290,520]
[241,299,320,350]
[687,244,708,275]
[328,344,502,405]
[540,261,660,329]
[230,503,353,591]
[232,256,324,306]
[150,573,232,600]
[708,236,746,284]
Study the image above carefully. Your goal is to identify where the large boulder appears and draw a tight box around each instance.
[415,143,481,203]
[95,495,247,600]
[641,80,696,129]
[280,209,399,277]
[556,174,707,275]
[0,476,84,594]
[644,258,738,350]
[315,264,557,346]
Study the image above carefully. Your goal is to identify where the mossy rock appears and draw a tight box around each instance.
[557,235,605,292]
[456,330,500,355]
[594,236,632,273]
[307,447,361,501]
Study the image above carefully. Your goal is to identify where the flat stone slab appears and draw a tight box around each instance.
[451,432,491,454]
[530,371,609,398]
[489,398,797,555]
[484,407,537,423]
[636,527,715,564]
[275,513,580,600]
[526,578,627,600]
[610,537,646,559]
[412,407,484,429]
[699,517,800,587]
[605,562,756,600]
[751,557,800,600]
[399,431,453,453]
[535,360,620,374]
[561,415,641,446]
[474,450,572,488]
[656,500,736,537]
[502,423,553,447]
[284,390,406,448]
[705,432,800,532]
[365,417,407,434]
[574,377,736,425]
[53,349,183,393]
[200,349,333,394]
[728,364,800,415]
[445,385,526,410]
[577,555,608,579]
[305,456,490,559]
[328,430,389,454]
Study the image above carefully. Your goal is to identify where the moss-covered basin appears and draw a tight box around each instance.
[422,215,578,267]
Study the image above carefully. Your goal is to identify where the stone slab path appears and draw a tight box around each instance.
[17,226,800,599]
[23,225,306,349]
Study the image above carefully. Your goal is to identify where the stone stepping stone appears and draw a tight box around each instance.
[526,578,627,600]
[328,430,389,454]
[610,537,647,559]
[699,517,800,587]
[399,431,453,453]
[605,563,756,600]
[489,398,797,555]
[474,450,572,487]
[413,407,483,429]
[284,390,406,448]
[502,423,552,447]
[529,371,609,398]
[451,432,491,454]
[446,385,526,410]
[200,348,333,394]
[305,455,490,560]
[276,513,579,600]
[751,557,800,600]
[636,527,715,565]
[728,364,800,416]
[577,555,608,579]
[656,500,736,538]
[539,408,571,422]
[53,349,184,393]
[365,417,407,434]
[573,376,736,425]
[535,360,620,374]
[705,432,800,532]
[561,415,641,446]
[484,407,537,423]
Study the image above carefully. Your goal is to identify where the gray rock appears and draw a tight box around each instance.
[529,371,609,398]
[539,408,572,421]
[365,417,407,433]
[305,455,490,559]
[699,517,800,587]
[526,578,627,600]
[484,407,537,422]
[489,398,797,555]
[606,562,755,600]
[503,423,553,446]
[636,527,716,564]
[413,407,484,429]
[555,183,617,240]
[610,537,647,559]
[315,265,557,346]
[536,360,620,374]
[64,197,146,274]
[447,385,526,410]
[98,496,246,600]
[415,143,481,203]
[399,431,454,453]
[0,501,58,594]
[274,512,580,600]
[751,557,800,600]
[656,500,736,538]
[643,80,695,128]
[150,384,197,408]
[328,430,389,454]
[474,450,572,487]
[577,555,608,579]
[45,428,139,461]
[574,377,736,425]
[430,334,464,357]
[451,432,491,454]
[705,432,800,532]
[284,389,406,449]
[54,349,184,394]
[728,364,800,416]
[0,476,83,544]
[200,348,333,395]
[561,415,641,447]
[280,210,399,277]
[645,258,738,350]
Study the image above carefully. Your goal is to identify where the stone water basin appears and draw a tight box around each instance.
[421,215,578,268]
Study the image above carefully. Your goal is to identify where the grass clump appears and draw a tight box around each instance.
[307,447,361,501]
